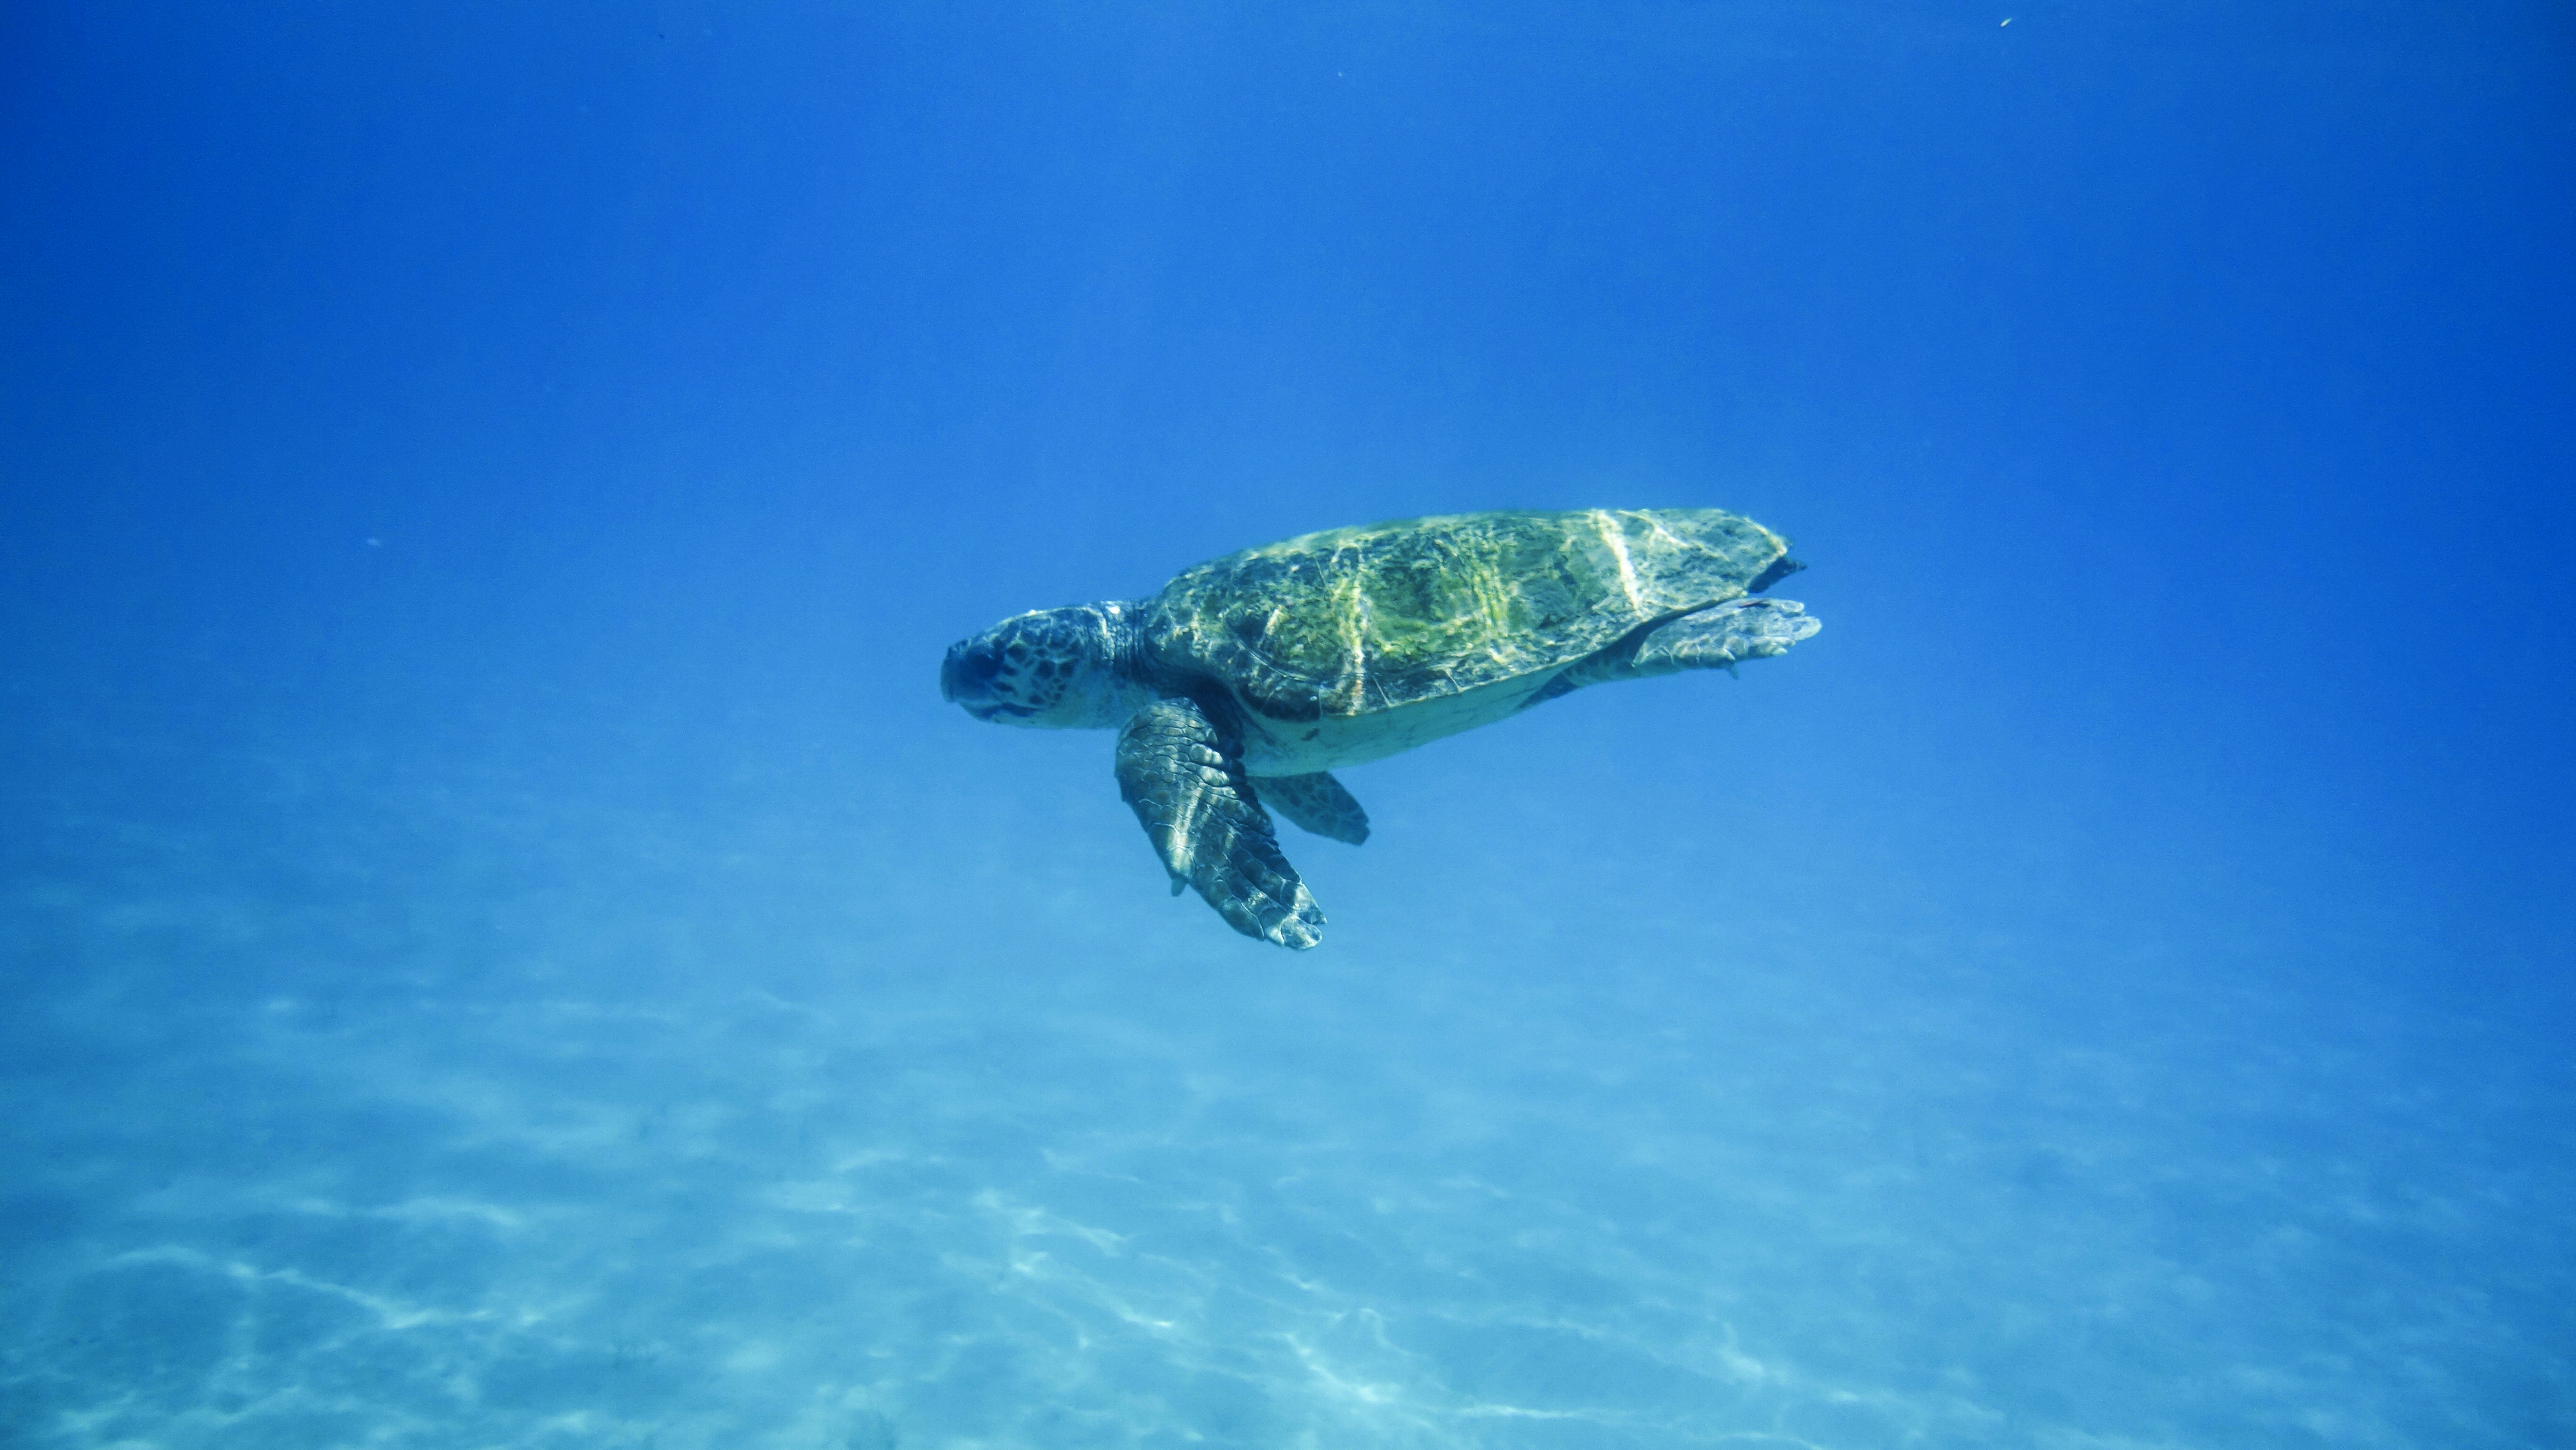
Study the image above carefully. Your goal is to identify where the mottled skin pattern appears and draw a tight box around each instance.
[940,508,1821,949]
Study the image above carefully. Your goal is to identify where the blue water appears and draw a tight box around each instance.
[4,2,2572,1445]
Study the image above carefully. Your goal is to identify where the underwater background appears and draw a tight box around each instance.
[4,1,2572,1445]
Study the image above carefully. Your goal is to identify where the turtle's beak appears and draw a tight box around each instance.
[941,637,1032,721]
[940,640,993,705]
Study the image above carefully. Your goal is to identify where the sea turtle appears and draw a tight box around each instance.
[938,507,1821,948]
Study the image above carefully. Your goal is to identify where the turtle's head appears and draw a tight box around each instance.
[940,603,1143,729]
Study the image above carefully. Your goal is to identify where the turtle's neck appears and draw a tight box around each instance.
[1099,599,1152,681]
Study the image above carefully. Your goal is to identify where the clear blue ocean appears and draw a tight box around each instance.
[4,2,2571,1446]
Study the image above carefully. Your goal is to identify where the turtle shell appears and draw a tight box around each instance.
[1143,507,1796,722]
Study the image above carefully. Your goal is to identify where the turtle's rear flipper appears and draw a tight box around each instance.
[1634,598,1820,675]
[1115,698,1326,950]
[1535,598,1821,704]
[1255,772,1370,845]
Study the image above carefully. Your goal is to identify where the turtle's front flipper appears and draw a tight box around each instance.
[1114,698,1326,950]
[1255,773,1370,845]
